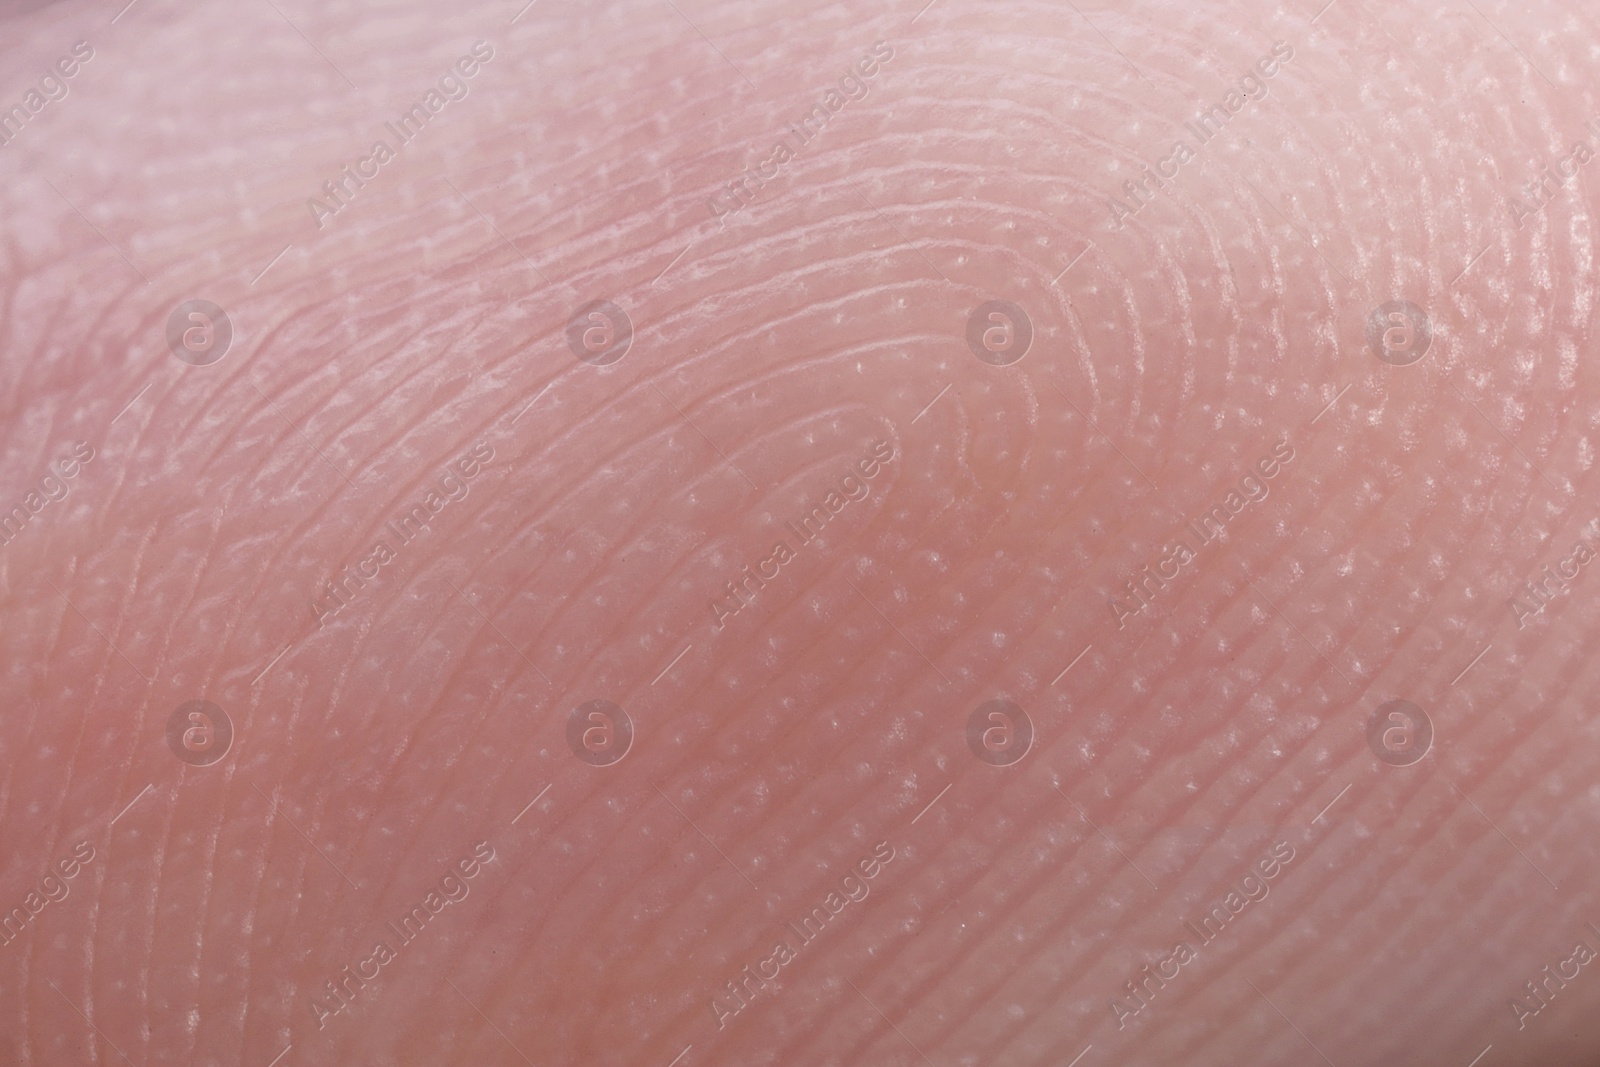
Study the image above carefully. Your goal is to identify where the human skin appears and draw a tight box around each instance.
[1,0,1599,1064]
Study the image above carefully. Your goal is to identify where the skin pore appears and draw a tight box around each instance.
[2,1,1600,1066]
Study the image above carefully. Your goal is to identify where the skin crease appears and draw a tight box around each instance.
[2,0,1600,1065]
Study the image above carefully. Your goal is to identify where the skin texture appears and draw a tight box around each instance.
[2,0,1600,1065]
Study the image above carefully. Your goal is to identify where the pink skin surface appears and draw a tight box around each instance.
[1,0,1599,1064]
